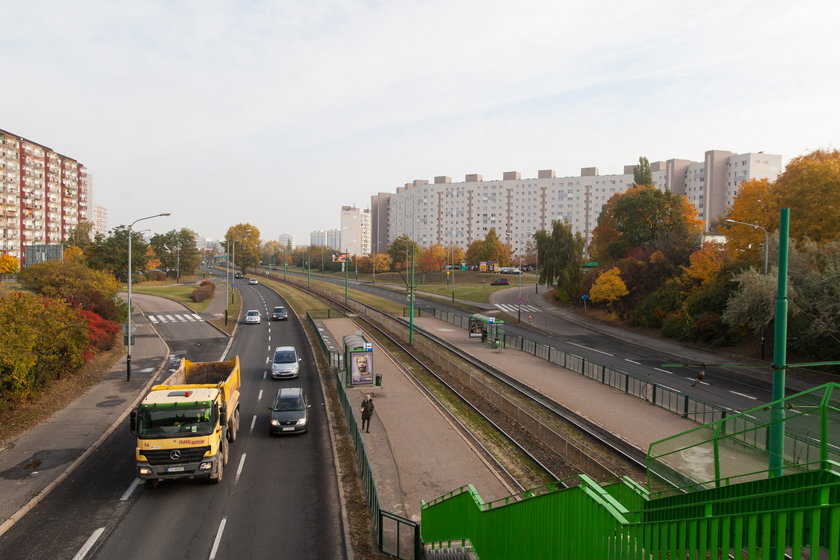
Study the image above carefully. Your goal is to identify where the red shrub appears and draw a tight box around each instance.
[76,309,120,359]
[191,284,214,302]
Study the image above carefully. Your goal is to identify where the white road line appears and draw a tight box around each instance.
[567,341,614,357]
[730,390,758,400]
[263,371,267,380]
[209,518,227,560]
[184,314,196,322]
[686,377,709,386]
[659,384,680,393]
[268,345,271,353]
[625,359,641,365]
[235,454,246,483]
[250,414,257,433]
[654,368,673,374]
[148,315,159,323]
[157,315,168,323]
[268,336,271,342]
[120,478,140,501]
[72,527,105,560]
[192,313,203,321]
[165,315,177,322]
[258,389,263,401]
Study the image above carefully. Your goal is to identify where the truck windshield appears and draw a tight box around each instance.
[139,407,214,438]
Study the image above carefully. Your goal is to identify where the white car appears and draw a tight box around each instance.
[245,310,261,324]
[249,277,258,285]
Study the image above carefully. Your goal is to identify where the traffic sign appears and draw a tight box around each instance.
[517,297,523,304]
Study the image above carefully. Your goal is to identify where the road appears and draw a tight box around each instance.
[0,286,345,560]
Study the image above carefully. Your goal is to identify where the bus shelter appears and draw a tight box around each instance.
[343,333,378,387]
[468,314,505,348]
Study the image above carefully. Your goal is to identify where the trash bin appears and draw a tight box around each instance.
[374,374,382,387]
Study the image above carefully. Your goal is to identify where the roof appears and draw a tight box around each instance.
[142,387,218,405]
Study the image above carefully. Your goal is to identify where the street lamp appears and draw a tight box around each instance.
[726,218,770,358]
[127,212,170,382]
[227,229,251,305]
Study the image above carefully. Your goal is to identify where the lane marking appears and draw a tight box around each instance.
[263,371,267,380]
[192,313,203,321]
[250,414,257,433]
[120,478,140,501]
[72,527,105,560]
[654,368,673,374]
[625,359,641,365]
[686,377,709,386]
[730,390,757,400]
[165,314,177,322]
[148,315,159,324]
[268,345,271,353]
[659,384,679,393]
[235,454,246,484]
[567,341,614,356]
[209,518,227,560]
[257,389,263,401]
[265,356,270,364]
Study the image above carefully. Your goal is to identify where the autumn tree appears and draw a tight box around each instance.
[0,254,19,280]
[418,245,447,272]
[387,235,421,271]
[64,221,95,251]
[534,220,585,300]
[464,240,484,266]
[262,240,283,267]
[222,224,261,274]
[633,156,653,187]
[63,245,85,264]
[589,267,629,318]
[149,228,201,279]
[17,260,123,321]
[775,149,840,244]
[720,178,775,267]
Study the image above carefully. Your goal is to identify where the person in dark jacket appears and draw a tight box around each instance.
[360,394,375,433]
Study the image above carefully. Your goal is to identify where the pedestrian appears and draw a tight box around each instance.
[692,366,706,387]
[481,329,487,344]
[360,394,375,433]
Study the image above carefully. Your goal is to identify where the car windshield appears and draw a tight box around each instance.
[273,396,304,411]
[138,406,214,438]
[274,307,285,313]
[274,351,296,363]
[247,311,259,316]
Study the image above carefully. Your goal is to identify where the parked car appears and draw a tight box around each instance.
[268,387,310,435]
[245,309,262,324]
[271,306,288,321]
[490,278,510,286]
[271,346,301,379]
[249,277,258,285]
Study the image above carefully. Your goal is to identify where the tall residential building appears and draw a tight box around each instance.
[93,205,108,237]
[370,192,391,254]
[340,205,371,257]
[310,229,341,250]
[377,150,781,254]
[278,233,297,250]
[0,129,89,262]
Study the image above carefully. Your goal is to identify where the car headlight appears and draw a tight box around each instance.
[296,418,307,426]
[139,466,151,475]
[270,419,280,426]
[199,462,213,471]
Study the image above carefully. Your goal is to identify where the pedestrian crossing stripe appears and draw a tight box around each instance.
[148,314,206,323]
[495,303,540,313]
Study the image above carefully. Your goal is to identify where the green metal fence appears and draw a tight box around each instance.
[433,308,729,426]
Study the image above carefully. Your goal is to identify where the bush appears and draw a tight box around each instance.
[199,280,215,292]
[191,284,215,302]
[76,309,120,358]
[145,270,167,281]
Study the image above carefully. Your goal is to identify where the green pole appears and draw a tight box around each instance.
[769,208,790,477]
[345,252,349,304]
[307,246,311,288]
[409,244,415,345]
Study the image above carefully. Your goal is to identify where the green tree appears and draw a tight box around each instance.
[84,227,150,282]
[480,228,511,265]
[464,240,483,266]
[64,221,95,252]
[149,229,201,279]
[590,186,703,264]
[387,235,421,271]
[534,220,585,300]
[633,156,653,187]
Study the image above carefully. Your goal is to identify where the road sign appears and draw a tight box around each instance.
[581,294,589,300]
[517,297,523,304]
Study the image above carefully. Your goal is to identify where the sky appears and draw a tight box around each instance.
[3,0,839,245]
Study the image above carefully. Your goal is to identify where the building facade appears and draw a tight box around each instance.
[339,205,371,257]
[375,150,781,254]
[0,129,89,262]
[310,229,341,250]
[278,233,297,250]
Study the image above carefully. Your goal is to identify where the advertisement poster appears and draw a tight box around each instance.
[351,350,373,384]
[469,317,483,338]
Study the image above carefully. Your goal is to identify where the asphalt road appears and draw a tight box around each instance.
[0,286,345,560]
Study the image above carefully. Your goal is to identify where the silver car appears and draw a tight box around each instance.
[271,346,300,379]
[245,309,261,324]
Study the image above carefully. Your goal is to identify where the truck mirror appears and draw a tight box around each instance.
[129,408,138,434]
[219,405,227,426]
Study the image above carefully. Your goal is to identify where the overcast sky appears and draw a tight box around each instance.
[4,0,838,245]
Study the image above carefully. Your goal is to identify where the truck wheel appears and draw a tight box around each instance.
[212,459,223,483]
[221,437,229,466]
[144,479,159,489]
[228,409,238,443]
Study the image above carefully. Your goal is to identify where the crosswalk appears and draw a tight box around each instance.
[495,303,541,313]
[147,313,205,324]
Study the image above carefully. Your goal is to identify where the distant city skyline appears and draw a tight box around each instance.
[3,2,838,243]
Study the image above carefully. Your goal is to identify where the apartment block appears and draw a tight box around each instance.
[0,129,89,262]
[310,229,341,251]
[339,205,371,257]
[376,150,781,254]
[278,233,297,250]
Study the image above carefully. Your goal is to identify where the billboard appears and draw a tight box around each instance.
[350,350,373,384]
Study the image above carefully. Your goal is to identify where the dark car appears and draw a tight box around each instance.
[491,278,510,286]
[268,387,310,435]
[271,306,288,321]
[234,272,243,278]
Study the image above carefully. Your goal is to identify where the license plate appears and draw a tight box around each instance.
[282,427,295,432]
[167,466,185,472]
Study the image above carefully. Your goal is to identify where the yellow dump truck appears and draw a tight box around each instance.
[130,357,241,488]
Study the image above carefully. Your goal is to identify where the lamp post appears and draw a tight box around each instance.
[127,212,170,382]
[517,252,523,323]
[227,229,251,306]
[727,218,770,358]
